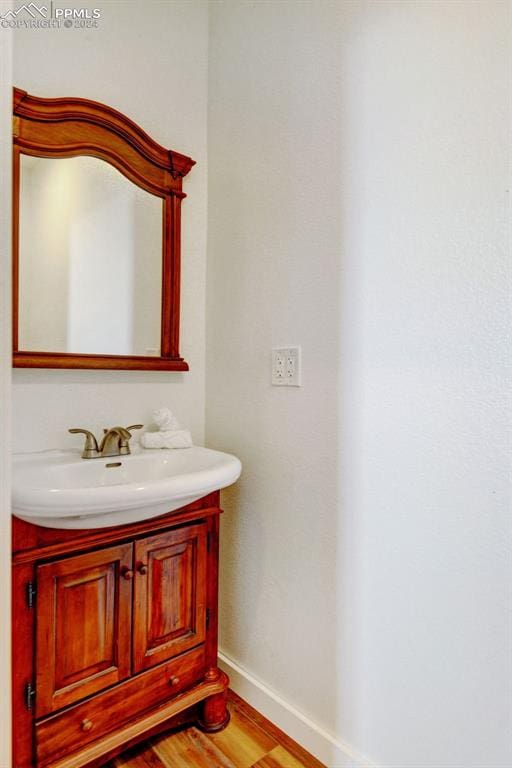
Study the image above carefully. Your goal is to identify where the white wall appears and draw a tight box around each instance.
[0,6,12,766]
[207,0,342,752]
[13,0,208,450]
[207,2,512,767]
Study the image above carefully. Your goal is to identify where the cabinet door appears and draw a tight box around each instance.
[133,523,207,672]
[36,543,133,717]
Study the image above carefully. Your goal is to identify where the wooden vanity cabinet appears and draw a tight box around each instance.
[12,491,229,768]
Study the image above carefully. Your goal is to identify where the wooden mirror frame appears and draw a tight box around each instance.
[12,88,195,370]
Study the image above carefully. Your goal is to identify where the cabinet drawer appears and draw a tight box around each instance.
[35,644,206,767]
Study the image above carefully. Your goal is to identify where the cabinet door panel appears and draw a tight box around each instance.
[36,543,133,717]
[133,523,207,672]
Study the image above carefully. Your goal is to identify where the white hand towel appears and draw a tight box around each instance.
[141,406,193,450]
[140,429,193,449]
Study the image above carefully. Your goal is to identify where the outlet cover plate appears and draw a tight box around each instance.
[272,346,301,386]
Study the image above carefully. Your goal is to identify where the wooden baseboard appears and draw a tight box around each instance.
[218,651,376,768]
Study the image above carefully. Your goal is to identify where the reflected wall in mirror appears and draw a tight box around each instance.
[13,87,195,370]
[19,155,163,357]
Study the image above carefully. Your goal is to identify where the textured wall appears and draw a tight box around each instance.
[207,1,512,766]
[207,0,342,740]
[12,0,208,451]
[0,5,12,764]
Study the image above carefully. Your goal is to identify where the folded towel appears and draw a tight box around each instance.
[140,429,193,449]
[140,406,193,450]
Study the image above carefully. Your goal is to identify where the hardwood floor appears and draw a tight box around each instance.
[105,691,325,768]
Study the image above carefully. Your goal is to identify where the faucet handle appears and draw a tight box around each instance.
[69,428,99,459]
[117,424,144,455]
[104,426,132,440]
[103,425,143,435]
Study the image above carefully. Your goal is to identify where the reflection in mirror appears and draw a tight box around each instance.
[18,155,163,356]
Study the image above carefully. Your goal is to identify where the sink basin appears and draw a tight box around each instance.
[12,447,242,529]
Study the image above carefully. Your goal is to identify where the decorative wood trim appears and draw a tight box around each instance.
[46,675,228,768]
[13,88,195,179]
[12,562,35,768]
[12,87,194,371]
[205,516,220,672]
[79,707,200,768]
[12,144,19,353]
[12,492,221,563]
[12,351,189,371]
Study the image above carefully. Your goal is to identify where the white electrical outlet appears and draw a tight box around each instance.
[272,347,301,386]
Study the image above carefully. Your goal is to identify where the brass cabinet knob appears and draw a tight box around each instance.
[137,563,148,575]
[121,568,134,580]
[81,718,93,732]
[169,676,180,687]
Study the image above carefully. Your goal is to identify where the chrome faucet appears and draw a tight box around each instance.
[69,425,143,459]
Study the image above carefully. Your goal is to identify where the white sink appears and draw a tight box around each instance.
[12,447,242,529]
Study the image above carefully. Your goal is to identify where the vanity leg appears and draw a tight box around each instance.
[197,669,230,733]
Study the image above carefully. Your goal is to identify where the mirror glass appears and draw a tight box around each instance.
[18,155,163,356]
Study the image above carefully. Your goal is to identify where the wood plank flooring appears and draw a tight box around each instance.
[106,691,325,768]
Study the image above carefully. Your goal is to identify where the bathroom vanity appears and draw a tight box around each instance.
[12,491,230,768]
[9,86,242,768]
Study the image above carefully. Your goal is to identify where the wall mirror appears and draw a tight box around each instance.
[13,88,195,370]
